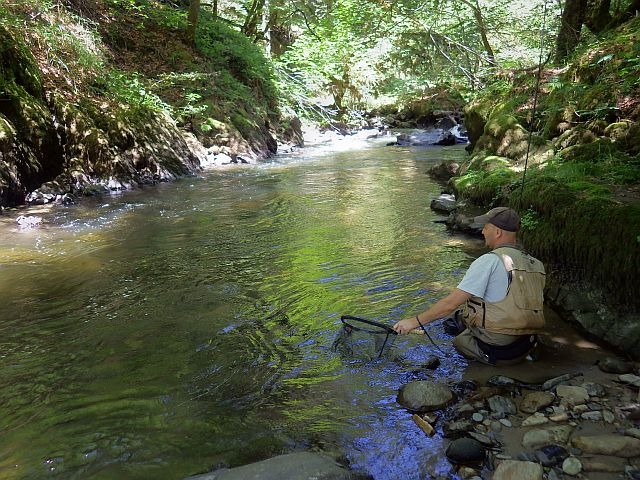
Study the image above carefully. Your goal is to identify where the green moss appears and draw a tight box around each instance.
[453,167,519,205]
[0,25,42,97]
[514,181,640,307]
[566,180,612,197]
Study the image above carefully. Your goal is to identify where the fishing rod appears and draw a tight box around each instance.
[519,0,549,205]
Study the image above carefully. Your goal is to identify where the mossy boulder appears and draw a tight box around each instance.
[475,113,553,165]
[559,138,615,162]
[604,120,640,155]
[553,126,597,149]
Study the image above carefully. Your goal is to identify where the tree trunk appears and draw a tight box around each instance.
[458,0,496,65]
[584,0,612,32]
[186,0,200,45]
[242,0,266,41]
[554,0,587,64]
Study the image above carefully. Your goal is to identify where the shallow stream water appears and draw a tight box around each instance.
[0,138,608,480]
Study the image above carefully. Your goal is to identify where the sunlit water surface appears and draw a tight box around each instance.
[0,140,483,479]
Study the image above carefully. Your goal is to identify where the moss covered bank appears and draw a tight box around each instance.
[451,19,640,358]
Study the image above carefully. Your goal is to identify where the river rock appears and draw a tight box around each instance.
[522,413,549,427]
[581,382,606,397]
[581,411,603,421]
[430,194,457,214]
[443,419,474,437]
[428,161,459,181]
[619,374,640,388]
[582,457,626,472]
[397,381,453,412]
[488,395,517,418]
[493,460,543,480]
[625,428,640,440]
[422,355,441,370]
[571,434,640,457]
[183,452,352,480]
[445,438,486,465]
[520,392,555,413]
[556,385,589,406]
[534,444,568,467]
[597,357,634,374]
[562,456,582,476]
[522,425,574,450]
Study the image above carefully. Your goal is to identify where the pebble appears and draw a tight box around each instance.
[491,420,503,432]
[472,412,483,422]
[549,412,569,422]
[457,403,475,414]
[520,391,555,413]
[488,395,517,418]
[493,460,543,480]
[562,456,582,476]
[547,469,563,480]
[534,444,568,467]
[580,411,603,421]
[557,385,589,406]
[522,414,549,427]
[582,382,606,397]
[522,425,574,449]
[603,410,615,423]
[499,418,512,428]
[443,419,474,437]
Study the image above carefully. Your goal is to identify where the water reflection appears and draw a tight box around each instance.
[0,143,477,479]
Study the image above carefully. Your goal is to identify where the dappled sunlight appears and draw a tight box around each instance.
[548,334,602,350]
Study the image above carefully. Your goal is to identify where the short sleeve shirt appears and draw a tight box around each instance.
[457,253,509,303]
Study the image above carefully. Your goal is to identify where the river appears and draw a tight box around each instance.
[0,138,509,479]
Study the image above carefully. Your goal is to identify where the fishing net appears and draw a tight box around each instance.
[331,315,398,360]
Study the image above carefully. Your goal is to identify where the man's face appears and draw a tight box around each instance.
[482,222,499,248]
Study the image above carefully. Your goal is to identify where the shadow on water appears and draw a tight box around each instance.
[0,141,618,480]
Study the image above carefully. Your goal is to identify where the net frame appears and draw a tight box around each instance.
[339,315,397,359]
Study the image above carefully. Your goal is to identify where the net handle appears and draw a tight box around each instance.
[340,315,424,335]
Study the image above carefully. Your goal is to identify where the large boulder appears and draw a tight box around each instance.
[184,452,355,480]
[397,381,453,412]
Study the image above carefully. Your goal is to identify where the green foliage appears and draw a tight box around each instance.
[196,14,277,115]
[453,167,519,205]
[519,208,541,231]
[91,70,172,113]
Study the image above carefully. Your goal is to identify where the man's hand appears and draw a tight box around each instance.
[393,317,419,335]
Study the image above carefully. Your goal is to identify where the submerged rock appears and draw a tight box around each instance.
[571,434,640,457]
[520,391,555,413]
[397,381,453,412]
[445,437,486,465]
[562,456,582,476]
[493,460,543,480]
[522,425,574,449]
[597,357,634,374]
[534,444,568,467]
[183,452,353,480]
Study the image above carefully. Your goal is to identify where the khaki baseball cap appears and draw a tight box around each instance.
[474,207,520,232]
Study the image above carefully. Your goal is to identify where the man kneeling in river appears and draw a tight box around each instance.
[393,207,545,365]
